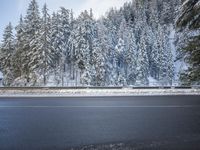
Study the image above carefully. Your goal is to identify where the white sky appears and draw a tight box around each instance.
[79,0,132,18]
[17,0,132,18]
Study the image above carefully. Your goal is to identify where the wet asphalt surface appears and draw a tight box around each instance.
[0,96,200,150]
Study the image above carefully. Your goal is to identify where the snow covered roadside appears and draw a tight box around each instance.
[0,88,200,97]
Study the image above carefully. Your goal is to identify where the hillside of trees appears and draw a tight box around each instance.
[176,0,200,85]
[0,0,191,87]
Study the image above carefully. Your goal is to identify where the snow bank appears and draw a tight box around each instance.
[0,88,200,97]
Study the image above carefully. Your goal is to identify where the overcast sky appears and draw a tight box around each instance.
[0,0,131,42]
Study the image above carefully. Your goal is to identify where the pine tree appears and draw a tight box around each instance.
[102,19,118,85]
[150,30,160,80]
[24,0,41,85]
[176,0,200,85]
[125,28,137,85]
[148,0,159,29]
[12,16,33,86]
[36,4,55,85]
[68,9,76,80]
[176,0,200,29]
[115,38,126,86]
[118,18,128,80]
[135,31,149,86]
[0,23,15,86]
[74,26,87,71]
[73,24,90,85]
[13,16,24,80]
[57,7,71,86]
[157,25,174,85]
[161,1,173,24]
[92,38,106,86]
[74,10,96,85]
[116,18,127,85]
[97,21,114,85]
[51,12,63,85]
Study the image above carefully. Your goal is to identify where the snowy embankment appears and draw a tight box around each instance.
[0,87,200,97]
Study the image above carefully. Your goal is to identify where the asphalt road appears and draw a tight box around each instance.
[0,96,200,150]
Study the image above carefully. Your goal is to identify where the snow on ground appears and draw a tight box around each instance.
[0,72,3,78]
[148,76,160,86]
[169,24,189,83]
[169,24,180,81]
[0,88,200,97]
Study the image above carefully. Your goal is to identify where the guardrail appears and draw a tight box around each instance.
[0,86,199,90]
[0,86,123,90]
